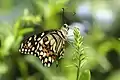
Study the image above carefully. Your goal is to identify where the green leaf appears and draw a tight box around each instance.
[12,36,23,51]
[0,62,8,74]
[18,28,34,36]
[106,70,120,80]
[80,70,91,80]
[14,20,21,37]
[2,35,14,56]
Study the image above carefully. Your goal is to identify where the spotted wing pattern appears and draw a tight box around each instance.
[19,24,69,67]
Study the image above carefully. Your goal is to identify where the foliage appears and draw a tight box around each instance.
[0,0,120,80]
[73,27,91,80]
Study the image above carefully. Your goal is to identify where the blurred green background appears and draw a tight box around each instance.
[0,0,120,80]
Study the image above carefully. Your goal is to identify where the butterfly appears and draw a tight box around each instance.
[19,24,69,67]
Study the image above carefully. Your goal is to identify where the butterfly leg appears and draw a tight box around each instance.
[55,60,59,67]
[55,52,64,67]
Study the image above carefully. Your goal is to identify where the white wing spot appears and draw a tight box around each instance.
[45,41,49,44]
[39,56,42,59]
[50,46,52,50]
[40,52,43,55]
[37,51,39,55]
[31,52,33,55]
[48,63,51,67]
[41,33,44,37]
[39,46,42,50]
[52,59,54,63]
[37,38,41,41]
[25,49,27,52]
[22,48,24,51]
[42,59,43,63]
[35,42,37,45]
[40,40,43,44]
[29,37,32,41]
[28,42,31,47]
[43,53,46,57]
[37,44,39,49]
[35,50,37,53]
[49,57,52,62]
[21,43,23,48]
[44,63,47,66]
[44,58,47,62]
[28,49,30,52]
[24,51,27,54]
[32,47,35,51]
[34,35,37,41]
[34,54,36,56]
[19,49,21,52]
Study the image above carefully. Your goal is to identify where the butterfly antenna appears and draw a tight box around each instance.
[62,8,66,24]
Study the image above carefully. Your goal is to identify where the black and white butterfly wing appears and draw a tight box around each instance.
[19,24,69,67]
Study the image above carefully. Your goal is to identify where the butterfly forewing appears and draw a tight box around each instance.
[19,32,47,55]
[19,24,69,67]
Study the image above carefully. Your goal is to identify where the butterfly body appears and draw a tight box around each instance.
[19,24,69,67]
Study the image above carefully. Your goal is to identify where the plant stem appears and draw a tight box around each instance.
[76,54,81,80]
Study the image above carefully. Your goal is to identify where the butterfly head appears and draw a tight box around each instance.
[61,24,69,32]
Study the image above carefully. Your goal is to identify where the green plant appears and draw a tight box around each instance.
[73,28,91,80]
